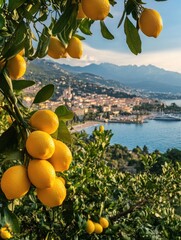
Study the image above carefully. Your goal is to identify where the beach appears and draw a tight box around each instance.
[71,121,100,132]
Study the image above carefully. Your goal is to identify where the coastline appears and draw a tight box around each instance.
[71,121,100,132]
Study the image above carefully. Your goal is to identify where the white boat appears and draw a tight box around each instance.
[154,114,181,121]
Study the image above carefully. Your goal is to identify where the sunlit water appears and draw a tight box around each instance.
[85,120,181,153]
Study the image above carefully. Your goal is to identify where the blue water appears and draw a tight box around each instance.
[85,120,181,153]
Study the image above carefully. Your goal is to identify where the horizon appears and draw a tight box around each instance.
[44,57,181,75]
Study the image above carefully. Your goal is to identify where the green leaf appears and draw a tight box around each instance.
[0,70,13,95]
[12,80,35,91]
[34,26,51,59]
[118,10,126,28]
[124,17,141,55]
[2,21,27,60]
[52,3,77,36]
[8,0,26,11]
[100,21,114,40]
[24,27,35,59]
[0,124,18,153]
[125,0,136,15]
[33,84,54,104]
[79,18,93,35]
[0,14,5,29]
[4,208,20,233]
[55,105,74,122]
[74,34,85,41]
[0,0,4,8]
[57,120,72,145]
[28,2,41,15]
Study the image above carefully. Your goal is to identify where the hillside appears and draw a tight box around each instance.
[25,59,136,99]
[60,63,181,94]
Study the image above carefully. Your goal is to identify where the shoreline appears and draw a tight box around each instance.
[71,121,100,132]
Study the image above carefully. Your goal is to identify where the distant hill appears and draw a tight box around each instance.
[25,59,135,99]
[60,63,181,93]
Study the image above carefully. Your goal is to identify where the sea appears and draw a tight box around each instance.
[85,100,181,153]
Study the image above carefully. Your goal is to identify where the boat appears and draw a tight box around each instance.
[153,114,181,121]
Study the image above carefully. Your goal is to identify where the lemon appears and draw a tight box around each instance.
[58,176,66,185]
[6,54,26,80]
[48,36,66,59]
[30,109,59,134]
[94,223,103,234]
[138,8,163,38]
[99,125,104,133]
[77,3,87,19]
[81,0,110,21]
[26,131,55,159]
[18,48,25,56]
[48,139,72,172]
[37,177,66,207]
[0,165,30,200]
[0,227,13,239]
[99,217,109,228]
[28,159,56,189]
[66,36,83,59]
[86,220,95,234]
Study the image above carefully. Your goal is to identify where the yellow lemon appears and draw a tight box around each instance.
[81,0,110,20]
[0,227,13,239]
[28,159,56,189]
[0,165,30,200]
[48,139,72,172]
[66,36,83,59]
[6,54,26,80]
[138,8,163,38]
[48,36,66,59]
[99,217,109,228]
[18,48,25,56]
[58,176,66,185]
[99,125,104,133]
[29,109,59,134]
[86,220,95,234]
[26,131,55,159]
[37,177,66,207]
[77,3,87,19]
[94,223,103,234]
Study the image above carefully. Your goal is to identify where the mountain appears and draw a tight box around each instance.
[25,59,136,99]
[60,63,181,93]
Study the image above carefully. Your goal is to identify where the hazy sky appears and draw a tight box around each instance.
[53,0,181,73]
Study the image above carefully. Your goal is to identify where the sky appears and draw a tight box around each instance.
[54,0,181,73]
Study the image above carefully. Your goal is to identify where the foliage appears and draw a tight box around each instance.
[1,129,180,239]
[0,0,164,61]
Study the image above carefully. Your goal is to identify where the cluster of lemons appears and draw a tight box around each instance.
[48,0,111,60]
[48,35,83,60]
[77,0,162,38]
[0,34,83,81]
[0,225,12,240]
[0,109,72,210]
[86,217,109,235]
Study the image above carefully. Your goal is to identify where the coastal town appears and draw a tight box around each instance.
[24,85,164,124]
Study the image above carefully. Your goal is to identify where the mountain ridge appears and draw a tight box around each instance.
[60,62,181,93]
